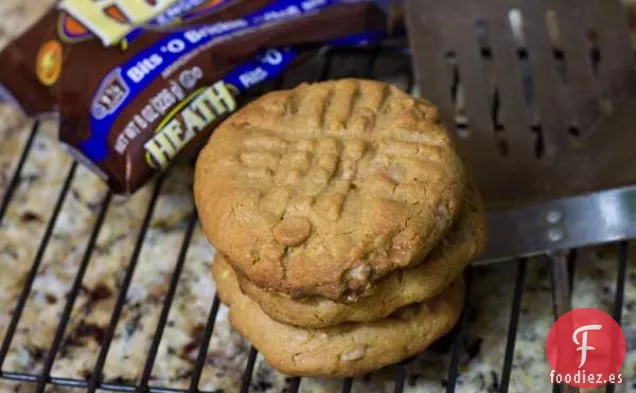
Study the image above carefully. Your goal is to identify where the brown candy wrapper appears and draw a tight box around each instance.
[0,0,276,117]
[0,0,389,195]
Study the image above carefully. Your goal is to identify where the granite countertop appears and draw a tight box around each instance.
[0,1,635,393]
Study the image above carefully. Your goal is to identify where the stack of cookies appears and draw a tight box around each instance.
[194,79,486,377]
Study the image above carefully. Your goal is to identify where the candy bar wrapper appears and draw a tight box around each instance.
[65,29,389,194]
[0,0,390,194]
[0,0,275,117]
[0,0,383,116]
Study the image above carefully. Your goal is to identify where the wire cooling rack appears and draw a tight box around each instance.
[0,43,630,393]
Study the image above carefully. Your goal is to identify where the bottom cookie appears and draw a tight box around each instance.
[212,256,464,377]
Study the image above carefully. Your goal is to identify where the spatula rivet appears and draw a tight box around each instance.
[545,210,563,224]
[547,227,565,242]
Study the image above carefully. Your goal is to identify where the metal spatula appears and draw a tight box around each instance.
[405,1,636,391]
[406,0,636,262]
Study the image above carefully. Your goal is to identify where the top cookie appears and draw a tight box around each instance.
[195,78,466,300]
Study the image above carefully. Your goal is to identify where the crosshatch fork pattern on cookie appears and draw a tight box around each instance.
[233,81,457,223]
[240,134,368,221]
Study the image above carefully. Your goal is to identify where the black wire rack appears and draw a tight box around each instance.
[0,42,630,393]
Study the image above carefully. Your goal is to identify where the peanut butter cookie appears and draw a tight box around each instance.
[196,79,466,299]
[212,256,464,377]
[229,184,484,328]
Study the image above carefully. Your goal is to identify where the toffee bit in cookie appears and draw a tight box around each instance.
[316,332,329,340]
[434,204,451,230]
[345,263,372,290]
[387,162,405,183]
[273,216,312,246]
[341,345,367,362]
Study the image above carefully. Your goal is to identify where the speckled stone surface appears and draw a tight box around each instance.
[0,1,635,393]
